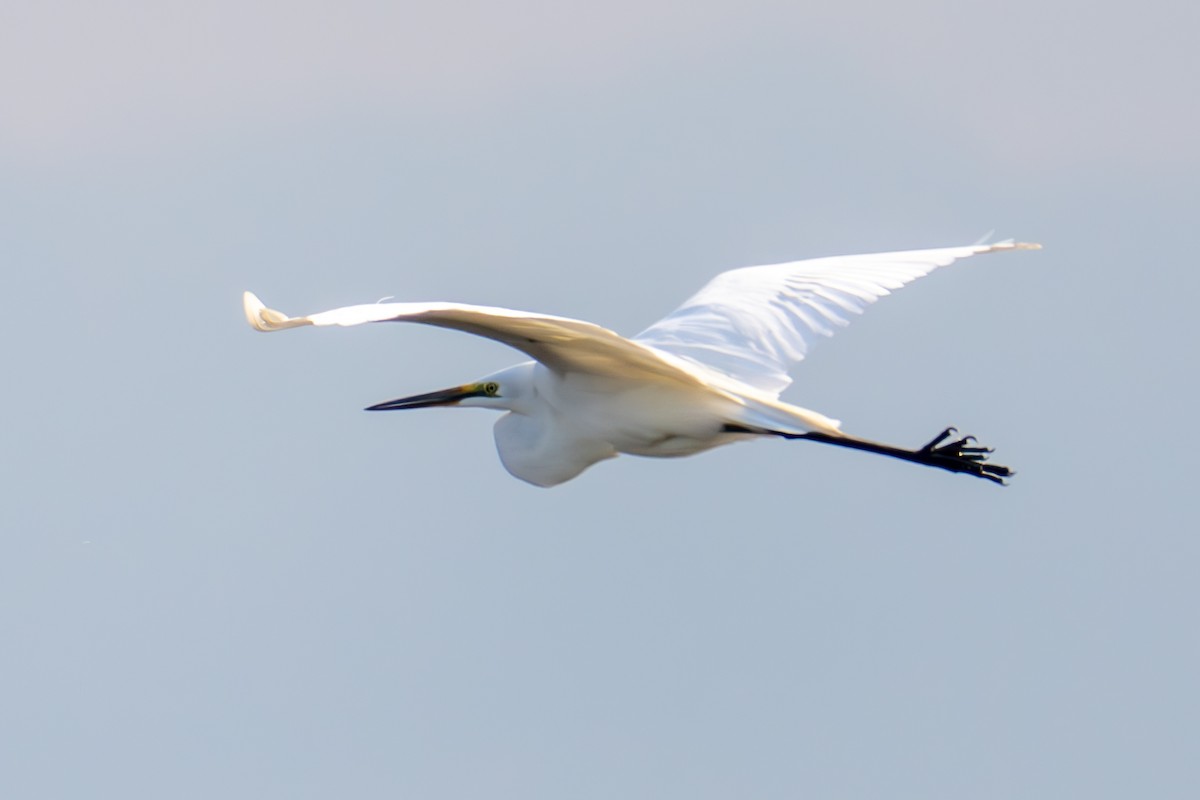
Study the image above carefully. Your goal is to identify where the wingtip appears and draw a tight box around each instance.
[982,240,1042,253]
[243,290,277,331]
[243,291,311,332]
[243,291,264,330]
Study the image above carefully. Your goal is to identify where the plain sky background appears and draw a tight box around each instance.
[2,1,1197,797]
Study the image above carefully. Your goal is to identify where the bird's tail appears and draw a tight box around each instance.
[733,394,843,437]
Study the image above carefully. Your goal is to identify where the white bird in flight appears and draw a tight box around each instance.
[244,241,1039,487]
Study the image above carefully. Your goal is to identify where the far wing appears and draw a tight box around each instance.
[634,241,1040,396]
[243,292,707,388]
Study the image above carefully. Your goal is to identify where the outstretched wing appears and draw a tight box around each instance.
[243,292,706,388]
[634,241,1040,396]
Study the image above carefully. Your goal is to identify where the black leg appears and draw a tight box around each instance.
[778,426,1014,485]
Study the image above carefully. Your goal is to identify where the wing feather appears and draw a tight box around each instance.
[634,241,1039,395]
[243,292,707,388]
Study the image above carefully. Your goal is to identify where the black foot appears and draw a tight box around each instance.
[917,427,1013,485]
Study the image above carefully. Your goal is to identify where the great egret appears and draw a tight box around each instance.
[244,241,1039,486]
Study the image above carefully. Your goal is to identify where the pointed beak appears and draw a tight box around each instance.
[365,385,483,411]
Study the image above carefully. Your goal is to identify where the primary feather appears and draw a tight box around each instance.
[634,241,1040,395]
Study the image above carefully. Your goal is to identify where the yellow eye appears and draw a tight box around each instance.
[484,382,500,396]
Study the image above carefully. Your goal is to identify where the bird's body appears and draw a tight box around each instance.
[245,241,1039,486]
[480,361,747,485]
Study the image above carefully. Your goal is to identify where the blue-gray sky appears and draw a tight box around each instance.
[3,2,1197,798]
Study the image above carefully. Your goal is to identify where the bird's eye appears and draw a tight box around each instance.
[484,382,500,396]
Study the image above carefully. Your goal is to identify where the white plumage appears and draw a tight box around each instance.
[244,241,1039,486]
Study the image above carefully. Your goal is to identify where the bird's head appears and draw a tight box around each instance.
[364,363,531,414]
